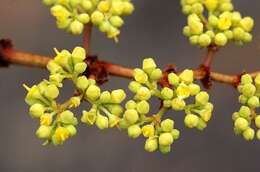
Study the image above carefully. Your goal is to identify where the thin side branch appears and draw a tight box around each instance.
[1,39,259,86]
[83,24,92,52]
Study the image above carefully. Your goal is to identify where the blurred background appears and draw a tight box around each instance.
[1,0,260,172]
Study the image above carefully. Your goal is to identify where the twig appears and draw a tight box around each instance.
[83,24,92,52]
[1,39,259,86]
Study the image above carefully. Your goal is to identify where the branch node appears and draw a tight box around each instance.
[159,64,176,88]
[84,55,109,85]
[199,64,212,89]
[0,39,13,67]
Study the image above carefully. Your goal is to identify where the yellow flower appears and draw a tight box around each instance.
[176,83,191,99]
[218,16,232,30]
[40,113,53,126]
[142,125,155,138]
[204,0,218,11]
[54,127,70,142]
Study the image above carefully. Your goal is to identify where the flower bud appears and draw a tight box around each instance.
[239,95,248,104]
[74,62,87,74]
[77,13,90,24]
[91,11,104,25]
[198,34,211,47]
[189,83,200,96]
[122,2,134,15]
[65,125,77,136]
[76,76,89,91]
[125,100,137,110]
[255,115,260,129]
[241,83,256,97]
[179,69,193,84]
[217,16,232,31]
[110,16,124,28]
[243,128,255,141]
[161,87,174,100]
[240,17,254,32]
[44,84,59,100]
[29,103,45,118]
[133,69,148,84]
[159,133,173,146]
[110,1,124,15]
[254,74,260,88]
[47,61,63,74]
[168,73,180,86]
[195,91,209,106]
[184,113,199,128]
[136,100,150,114]
[235,117,249,131]
[171,129,180,140]
[142,58,157,74]
[208,15,219,26]
[85,85,101,101]
[163,100,172,108]
[128,81,141,93]
[70,20,84,35]
[123,109,139,125]
[36,125,51,139]
[118,119,130,129]
[60,110,77,125]
[171,98,186,111]
[247,96,260,108]
[107,105,123,116]
[111,89,126,104]
[257,130,260,141]
[40,113,53,126]
[97,1,110,13]
[150,68,163,81]
[161,119,174,132]
[214,33,227,46]
[199,110,212,122]
[72,46,86,63]
[204,0,218,11]
[136,87,151,101]
[43,0,55,6]
[196,119,207,131]
[95,114,109,130]
[142,125,155,138]
[99,91,111,103]
[144,138,158,152]
[49,73,64,86]
[81,0,93,11]
[128,125,141,139]
[159,145,171,154]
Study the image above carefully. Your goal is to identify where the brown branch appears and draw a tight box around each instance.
[1,39,259,86]
[83,24,92,52]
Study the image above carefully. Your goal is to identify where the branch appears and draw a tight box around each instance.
[1,39,259,87]
[83,24,92,52]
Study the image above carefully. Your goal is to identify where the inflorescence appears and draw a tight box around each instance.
[232,74,260,141]
[43,0,134,41]
[24,47,213,153]
[180,0,254,47]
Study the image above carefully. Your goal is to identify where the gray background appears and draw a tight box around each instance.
[1,0,260,172]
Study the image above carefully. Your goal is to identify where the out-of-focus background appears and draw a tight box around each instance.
[0,0,260,172]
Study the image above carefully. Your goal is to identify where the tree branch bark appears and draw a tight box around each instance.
[1,39,259,87]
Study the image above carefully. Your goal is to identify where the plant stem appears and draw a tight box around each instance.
[1,39,259,86]
[83,24,92,52]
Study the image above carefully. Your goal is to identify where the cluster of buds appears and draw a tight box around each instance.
[43,0,134,41]
[180,0,254,47]
[115,58,213,153]
[232,74,260,141]
[24,46,88,145]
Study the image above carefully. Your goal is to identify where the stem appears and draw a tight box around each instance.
[1,40,259,86]
[202,45,218,68]
[83,24,92,52]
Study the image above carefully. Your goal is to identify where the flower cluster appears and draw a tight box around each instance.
[24,46,88,145]
[43,0,134,41]
[117,58,213,153]
[232,74,260,141]
[24,47,213,153]
[180,0,254,47]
